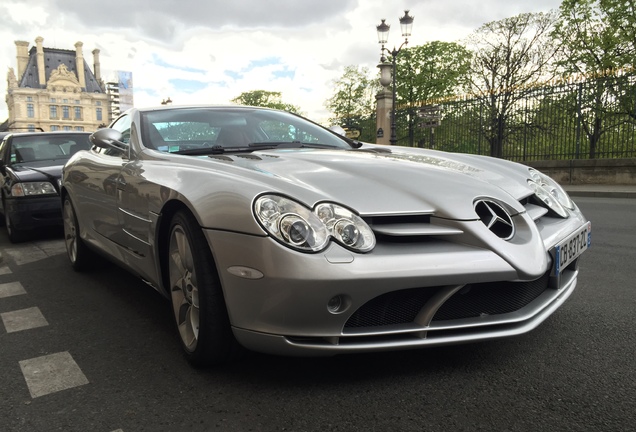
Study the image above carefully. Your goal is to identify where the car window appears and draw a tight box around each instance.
[9,134,92,165]
[140,108,349,153]
[111,114,132,143]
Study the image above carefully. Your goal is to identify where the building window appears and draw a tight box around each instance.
[27,103,34,118]
[27,96,33,102]
[63,126,72,131]
[74,106,82,120]
[50,105,58,119]
[75,127,84,131]
[50,98,56,103]
[28,124,35,132]
[63,99,68,103]
[96,101,102,106]
[63,106,70,119]
[96,107,103,121]
[51,125,59,131]
[74,100,80,104]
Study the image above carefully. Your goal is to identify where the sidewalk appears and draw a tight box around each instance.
[563,184,636,199]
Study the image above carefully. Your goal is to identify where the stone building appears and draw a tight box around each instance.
[4,36,110,132]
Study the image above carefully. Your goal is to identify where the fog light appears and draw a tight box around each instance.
[327,295,349,314]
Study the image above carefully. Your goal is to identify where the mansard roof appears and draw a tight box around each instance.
[18,46,104,93]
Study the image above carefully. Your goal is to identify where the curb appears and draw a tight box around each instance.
[566,191,636,199]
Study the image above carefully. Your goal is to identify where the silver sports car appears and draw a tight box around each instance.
[61,105,590,367]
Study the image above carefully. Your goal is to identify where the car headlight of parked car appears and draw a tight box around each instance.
[254,194,376,253]
[11,182,58,197]
[527,168,574,218]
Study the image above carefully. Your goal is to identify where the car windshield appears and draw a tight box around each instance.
[140,107,351,154]
[10,134,92,166]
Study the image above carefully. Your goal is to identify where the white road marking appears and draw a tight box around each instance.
[19,351,89,398]
[2,240,66,266]
[0,264,12,275]
[1,307,49,333]
[0,281,27,298]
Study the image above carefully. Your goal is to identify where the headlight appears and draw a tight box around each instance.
[527,168,574,218]
[10,182,57,197]
[254,195,376,253]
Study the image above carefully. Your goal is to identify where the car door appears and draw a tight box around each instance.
[113,121,160,284]
[71,115,131,244]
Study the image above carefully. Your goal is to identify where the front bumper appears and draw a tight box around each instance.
[204,221,583,356]
[4,195,62,231]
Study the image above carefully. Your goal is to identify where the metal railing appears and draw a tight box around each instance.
[390,69,636,160]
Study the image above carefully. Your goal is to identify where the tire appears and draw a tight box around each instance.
[167,210,242,367]
[4,205,27,243]
[62,195,94,271]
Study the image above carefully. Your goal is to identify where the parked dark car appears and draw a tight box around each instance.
[0,131,92,242]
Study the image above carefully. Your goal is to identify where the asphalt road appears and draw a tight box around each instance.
[0,197,634,432]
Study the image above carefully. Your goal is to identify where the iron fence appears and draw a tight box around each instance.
[391,70,636,161]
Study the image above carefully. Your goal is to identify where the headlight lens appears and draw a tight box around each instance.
[254,195,375,253]
[11,182,57,197]
[527,168,574,218]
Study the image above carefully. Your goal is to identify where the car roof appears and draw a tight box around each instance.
[130,104,277,114]
[4,131,92,138]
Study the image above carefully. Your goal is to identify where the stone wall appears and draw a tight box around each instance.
[525,158,636,185]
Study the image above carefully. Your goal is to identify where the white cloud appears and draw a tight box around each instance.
[0,0,562,125]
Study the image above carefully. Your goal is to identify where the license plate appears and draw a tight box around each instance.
[555,222,591,275]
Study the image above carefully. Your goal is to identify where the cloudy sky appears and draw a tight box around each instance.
[0,0,562,124]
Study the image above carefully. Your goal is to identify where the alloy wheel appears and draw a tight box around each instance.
[168,225,200,352]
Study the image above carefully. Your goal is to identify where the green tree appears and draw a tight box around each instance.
[232,90,301,114]
[395,41,472,146]
[465,12,560,158]
[553,0,636,158]
[325,66,378,142]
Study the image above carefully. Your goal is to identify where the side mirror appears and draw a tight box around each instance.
[90,128,128,150]
[0,160,5,176]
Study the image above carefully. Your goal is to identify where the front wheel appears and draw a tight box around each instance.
[167,210,242,367]
[62,196,95,271]
[4,205,27,243]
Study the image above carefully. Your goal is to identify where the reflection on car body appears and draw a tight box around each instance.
[61,105,590,367]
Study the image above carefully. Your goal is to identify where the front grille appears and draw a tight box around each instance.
[432,271,550,321]
[344,288,440,328]
[343,272,551,330]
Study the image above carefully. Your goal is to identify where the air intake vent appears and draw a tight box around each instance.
[474,200,514,240]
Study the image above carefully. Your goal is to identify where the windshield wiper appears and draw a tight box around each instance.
[172,145,226,155]
[248,141,340,150]
[172,142,341,155]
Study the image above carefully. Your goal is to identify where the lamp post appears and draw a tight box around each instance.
[376,10,414,145]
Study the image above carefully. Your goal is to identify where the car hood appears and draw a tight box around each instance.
[10,164,64,183]
[209,146,534,220]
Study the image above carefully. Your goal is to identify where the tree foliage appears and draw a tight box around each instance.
[395,41,472,105]
[553,0,636,157]
[394,41,472,146]
[554,0,635,73]
[324,66,378,141]
[465,12,560,157]
[232,90,301,114]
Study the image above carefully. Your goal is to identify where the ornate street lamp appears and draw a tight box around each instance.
[376,10,414,145]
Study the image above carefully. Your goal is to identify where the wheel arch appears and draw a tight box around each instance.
[155,199,223,298]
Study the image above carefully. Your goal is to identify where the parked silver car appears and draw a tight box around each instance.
[61,105,590,367]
